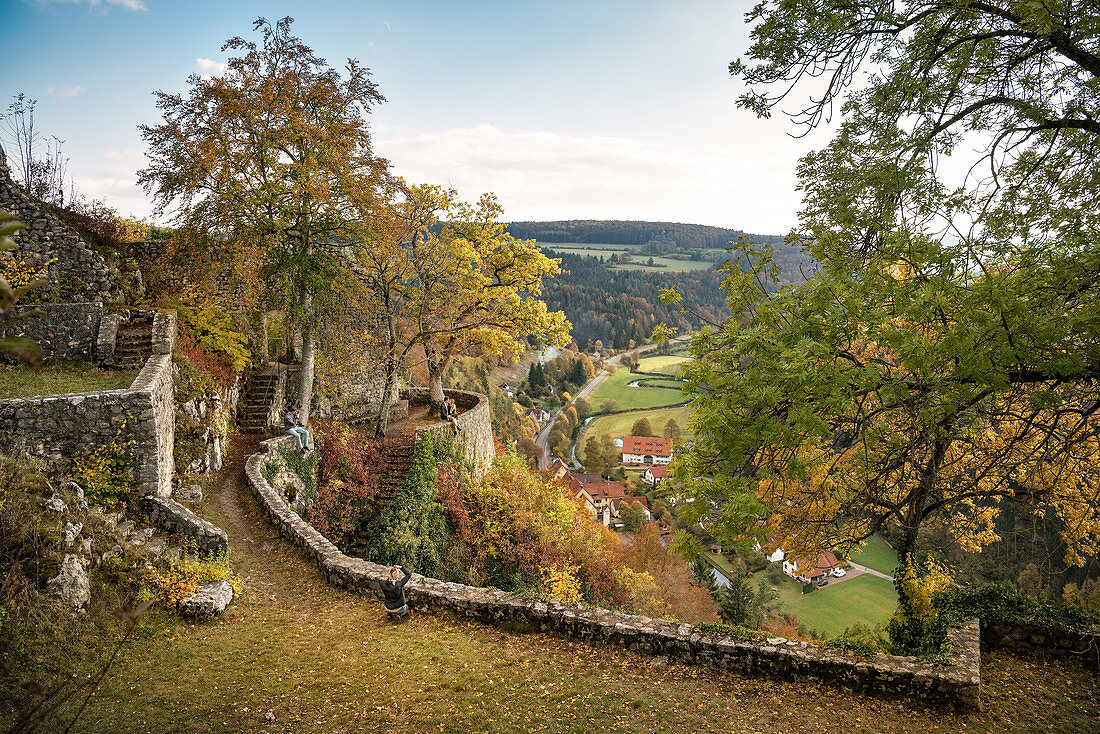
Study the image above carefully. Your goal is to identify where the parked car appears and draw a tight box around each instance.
[817,578,829,587]
[831,567,847,578]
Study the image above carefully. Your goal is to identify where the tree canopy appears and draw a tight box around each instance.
[138,16,391,418]
[675,1,1100,610]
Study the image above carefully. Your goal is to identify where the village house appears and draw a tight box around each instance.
[782,551,840,584]
[498,382,516,398]
[621,435,672,466]
[643,465,668,487]
[753,534,786,563]
[527,406,551,425]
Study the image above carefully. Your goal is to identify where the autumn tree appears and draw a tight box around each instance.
[630,417,654,437]
[619,501,648,532]
[673,0,1100,650]
[139,17,390,419]
[401,187,570,408]
[663,418,682,443]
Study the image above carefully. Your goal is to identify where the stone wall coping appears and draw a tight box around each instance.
[142,495,228,558]
[244,433,981,710]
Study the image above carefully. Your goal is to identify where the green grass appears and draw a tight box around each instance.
[0,361,138,399]
[750,570,898,639]
[584,406,694,447]
[637,355,689,375]
[615,257,715,272]
[588,367,687,412]
[848,535,899,576]
[9,456,1100,734]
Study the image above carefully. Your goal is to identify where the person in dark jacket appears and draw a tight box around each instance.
[284,408,311,452]
[381,565,412,620]
[440,398,460,435]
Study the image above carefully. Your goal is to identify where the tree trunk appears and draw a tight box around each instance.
[297,289,315,422]
[426,342,445,408]
[375,311,398,440]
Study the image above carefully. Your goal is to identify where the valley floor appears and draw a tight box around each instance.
[37,436,1100,733]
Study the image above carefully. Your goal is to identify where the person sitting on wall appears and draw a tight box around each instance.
[440,397,460,435]
[381,565,412,622]
[284,407,311,452]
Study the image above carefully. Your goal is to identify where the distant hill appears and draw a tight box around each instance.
[505,219,786,249]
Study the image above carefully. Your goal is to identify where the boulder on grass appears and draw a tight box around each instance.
[47,554,90,611]
[177,580,233,619]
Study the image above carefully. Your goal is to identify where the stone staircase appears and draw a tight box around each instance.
[238,373,278,434]
[375,445,415,505]
[113,315,154,369]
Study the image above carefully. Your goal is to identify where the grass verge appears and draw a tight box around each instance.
[0,361,138,399]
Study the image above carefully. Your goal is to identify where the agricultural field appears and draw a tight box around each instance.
[583,405,694,447]
[637,354,689,374]
[587,366,687,412]
[615,256,715,272]
[534,241,717,273]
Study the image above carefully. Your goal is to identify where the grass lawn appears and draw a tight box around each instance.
[9,447,1099,734]
[751,570,898,639]
[588,367,687,412]
[0,361,138,399]
[584,406,694,447]
[849,535,899,576]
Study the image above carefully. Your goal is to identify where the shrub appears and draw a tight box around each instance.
[308,423,383,546]
[141,547,241,612]
[68,422,135,507]
[887,561,954,657]
[935,583,1094,632]
[826,623,888,661]
[542,564,584,604]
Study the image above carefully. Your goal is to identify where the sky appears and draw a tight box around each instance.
[0,0,837,235]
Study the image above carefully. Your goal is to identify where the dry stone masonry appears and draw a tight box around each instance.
[0,144,115,300]
[141,495,227,558]
[404,387,495,475]
[245,433,981,711]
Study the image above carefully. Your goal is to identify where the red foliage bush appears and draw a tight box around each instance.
[175,333,236,389]
[308,423,383,547]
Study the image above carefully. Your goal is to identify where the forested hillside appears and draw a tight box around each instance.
[540,251,726,349]
[507,219,785,249]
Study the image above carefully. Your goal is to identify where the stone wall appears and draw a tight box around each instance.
[981,619,1099,669]
[141,495,228,558]
[404,387,495,475]
[0,145,115,300]
[0,353,175,497]
[244,434,981,711]
[1,303,103,362]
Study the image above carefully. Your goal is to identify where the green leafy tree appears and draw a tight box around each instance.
[717,574,754,627]
[139,17,390,420]
[690,556,718,596]
[673,0,1100,652]
[619,501,648,532]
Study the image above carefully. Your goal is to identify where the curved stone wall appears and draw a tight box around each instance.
[245,434,981,711]
[403,387,495,475]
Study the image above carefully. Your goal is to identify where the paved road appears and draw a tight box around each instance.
[847,561,895,581]
[534,335,693,469]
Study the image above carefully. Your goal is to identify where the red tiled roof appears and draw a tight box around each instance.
[791,551,839,576]
[621,435,671,457]
[588,481,627,501]
[646,466,669,479]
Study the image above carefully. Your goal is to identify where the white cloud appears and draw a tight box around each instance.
[383,20,391,31]
[195,58,228,78]
[47,84,87,98]
[374,124,799,234]
[28,0,147,11]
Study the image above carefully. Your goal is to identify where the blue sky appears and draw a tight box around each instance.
[1,0,834,233]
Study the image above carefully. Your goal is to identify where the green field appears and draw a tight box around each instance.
[615,256,715,272]
[587,365,687,412]
[584,405,694,446]
[637,354,689,374]
[534,242,716,273]
[849,535,898,576]
[750,569,898,639]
